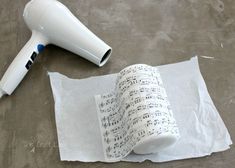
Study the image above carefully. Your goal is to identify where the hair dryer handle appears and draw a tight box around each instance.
[0,31,48,97]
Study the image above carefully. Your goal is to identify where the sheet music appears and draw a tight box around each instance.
[95,64,180,161]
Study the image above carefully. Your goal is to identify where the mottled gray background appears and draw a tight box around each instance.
[0,0,234,167]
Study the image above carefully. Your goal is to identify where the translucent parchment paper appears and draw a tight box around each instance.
[48,57,232,162]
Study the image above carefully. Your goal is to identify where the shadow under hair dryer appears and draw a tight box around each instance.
[0,0,112,98]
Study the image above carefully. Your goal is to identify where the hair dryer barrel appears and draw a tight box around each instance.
[47,15,112,67]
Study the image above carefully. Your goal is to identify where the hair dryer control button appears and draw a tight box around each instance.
[37,44,45,53]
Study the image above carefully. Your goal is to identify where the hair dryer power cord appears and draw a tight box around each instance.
[0,88,4,98]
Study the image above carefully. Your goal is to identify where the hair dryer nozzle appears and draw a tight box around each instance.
[100,49,112,66]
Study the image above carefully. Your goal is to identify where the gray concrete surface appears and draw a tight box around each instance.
[0,0,235,167]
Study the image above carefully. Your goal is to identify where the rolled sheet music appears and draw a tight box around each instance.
[95,64,180,161]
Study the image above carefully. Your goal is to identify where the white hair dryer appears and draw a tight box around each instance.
[0,0,112,98]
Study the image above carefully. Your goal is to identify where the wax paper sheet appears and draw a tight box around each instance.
[48,57,232,162]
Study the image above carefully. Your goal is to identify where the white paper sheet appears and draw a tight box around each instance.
[48,57,232,162]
